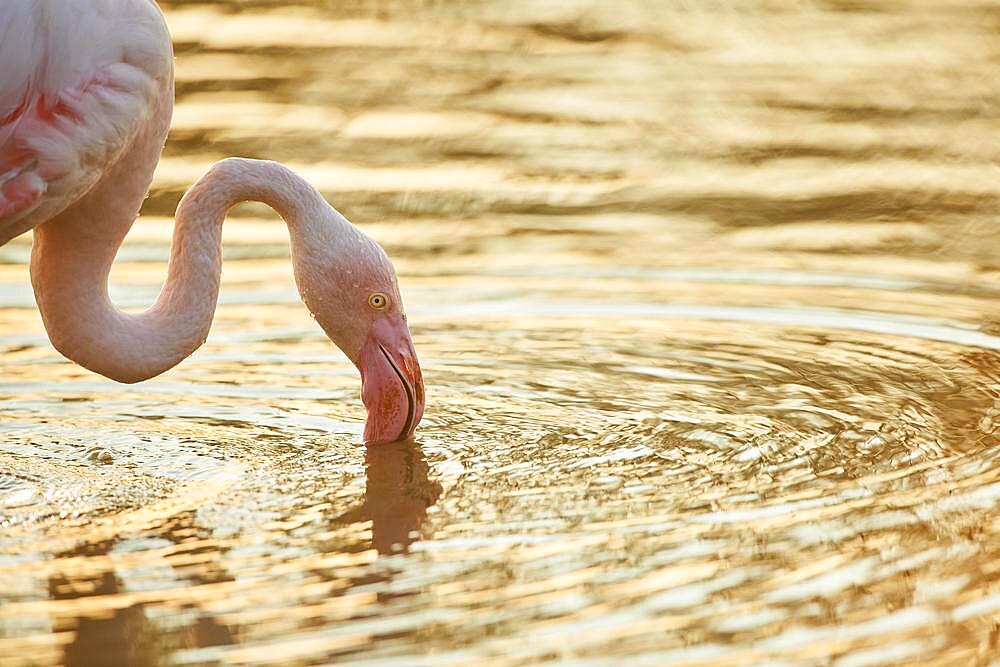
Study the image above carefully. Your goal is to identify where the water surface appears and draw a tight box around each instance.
[2,0,1000,664]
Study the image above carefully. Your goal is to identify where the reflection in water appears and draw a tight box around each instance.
[52,513,237,667]
[50,541,144,667]
[333,440,442,555]
[2,0,1000,664]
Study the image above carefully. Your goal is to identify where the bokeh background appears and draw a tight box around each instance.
[2,0,1000,665]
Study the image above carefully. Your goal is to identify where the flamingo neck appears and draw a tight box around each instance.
[30,157,338,383]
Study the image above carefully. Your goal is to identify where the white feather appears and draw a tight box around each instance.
[0,0,171,240]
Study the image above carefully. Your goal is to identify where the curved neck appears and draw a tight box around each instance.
[30,158,339,383]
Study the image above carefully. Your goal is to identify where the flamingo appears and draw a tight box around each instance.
[0,0,424,445]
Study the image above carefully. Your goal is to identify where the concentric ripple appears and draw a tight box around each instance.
[4,296,1000,665]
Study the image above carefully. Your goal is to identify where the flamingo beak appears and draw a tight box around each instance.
[357,317,425,445]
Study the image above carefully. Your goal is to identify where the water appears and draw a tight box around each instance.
[2,0,1000,664]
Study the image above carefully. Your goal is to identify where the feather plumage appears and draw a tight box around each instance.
[0,0,170,242]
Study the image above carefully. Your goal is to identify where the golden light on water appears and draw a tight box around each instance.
[2,0,1000,664]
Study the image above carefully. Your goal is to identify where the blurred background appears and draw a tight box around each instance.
[2,0,1000,665]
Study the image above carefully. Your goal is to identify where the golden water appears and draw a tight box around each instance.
[2,0,1000,664]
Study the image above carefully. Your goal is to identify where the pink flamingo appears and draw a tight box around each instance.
[0,1,424,445]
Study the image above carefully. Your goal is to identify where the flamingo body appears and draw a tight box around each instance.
[0,0,424,445]
[1,0,169,243]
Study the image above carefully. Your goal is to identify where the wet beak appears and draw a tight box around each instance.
[357,318,425,445]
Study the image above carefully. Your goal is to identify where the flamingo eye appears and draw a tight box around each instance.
[368,293,389,310]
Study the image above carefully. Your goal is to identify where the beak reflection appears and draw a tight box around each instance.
[332,439,441,555]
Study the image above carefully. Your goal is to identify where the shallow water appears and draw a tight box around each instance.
[2,0,1000,664]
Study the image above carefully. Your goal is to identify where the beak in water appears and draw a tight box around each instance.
[358,318,425,445]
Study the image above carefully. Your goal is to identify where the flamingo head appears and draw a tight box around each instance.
[298,223,424,446]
